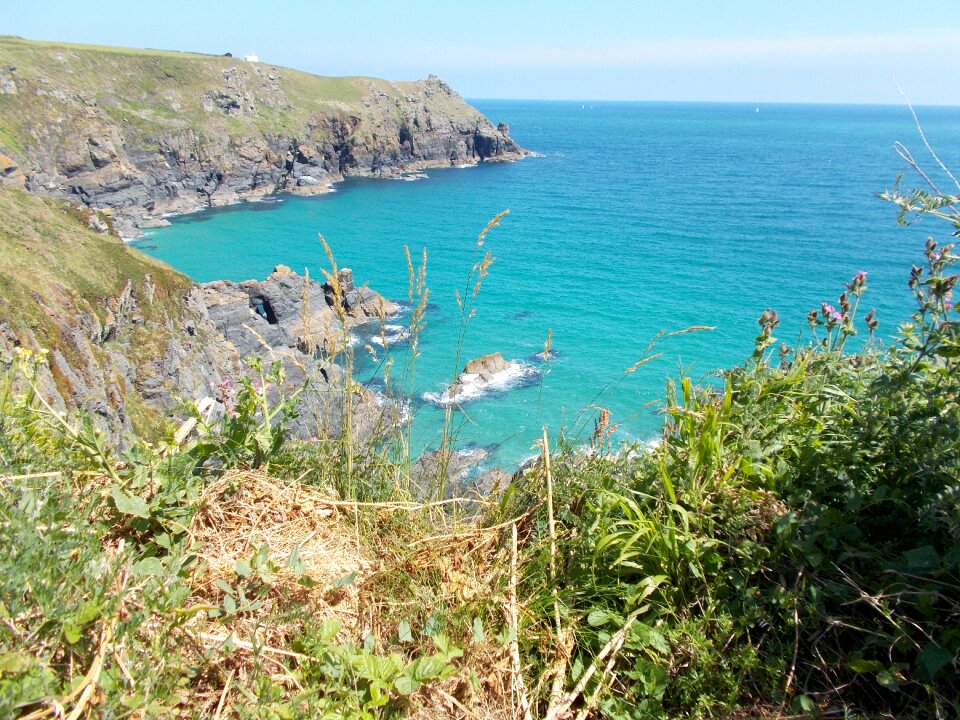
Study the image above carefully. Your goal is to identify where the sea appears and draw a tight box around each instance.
[132,101,960,470]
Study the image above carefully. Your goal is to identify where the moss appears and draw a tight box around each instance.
[123,387,165,441]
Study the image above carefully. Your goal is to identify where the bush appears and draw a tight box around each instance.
[503,175,960,717]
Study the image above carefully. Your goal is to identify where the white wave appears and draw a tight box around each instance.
[527,151,546,159]
[370,324,410,347]
[423,362,539,406]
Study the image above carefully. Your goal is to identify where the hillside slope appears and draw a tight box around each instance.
[0,186,239,440]
[0,37,526,235]
[0,186,396,445]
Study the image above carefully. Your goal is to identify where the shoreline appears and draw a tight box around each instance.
[120,152,528,242]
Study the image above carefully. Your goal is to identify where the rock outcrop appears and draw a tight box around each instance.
[429,352,540,406]
[203,265,398,357]
[201,265,400,440]
[0,38,527,236]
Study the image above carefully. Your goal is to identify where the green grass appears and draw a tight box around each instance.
[0,36,454,151]
[1,157,959,717]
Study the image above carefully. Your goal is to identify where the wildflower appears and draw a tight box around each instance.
[846,271,868,296]
[839,292,851,314]
[757,308,779,334]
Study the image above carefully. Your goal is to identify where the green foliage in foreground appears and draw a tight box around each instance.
[503,188,960,717]
[0,174,958,718]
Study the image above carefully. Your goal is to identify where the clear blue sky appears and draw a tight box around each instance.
[4,0,959,104]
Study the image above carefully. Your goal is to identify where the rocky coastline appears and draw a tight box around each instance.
[0,38,528,237]
[0,37,530,485]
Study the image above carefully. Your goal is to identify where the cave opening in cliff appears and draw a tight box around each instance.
[252,297,278,324]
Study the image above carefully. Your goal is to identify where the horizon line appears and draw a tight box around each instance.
[467,97,960,109]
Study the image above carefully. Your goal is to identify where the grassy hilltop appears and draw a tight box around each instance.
[0,37,524,235]
[0,35,463,147]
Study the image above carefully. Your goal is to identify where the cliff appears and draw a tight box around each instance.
[0,36,526,236]
[0,186,394,445]
[0,186,238,442]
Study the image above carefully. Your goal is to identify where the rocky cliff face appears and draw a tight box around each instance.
[0,187,240,443]
[0,187,398,446]
[0,37,527,236]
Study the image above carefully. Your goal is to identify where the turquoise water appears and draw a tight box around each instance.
[134,101,960,468]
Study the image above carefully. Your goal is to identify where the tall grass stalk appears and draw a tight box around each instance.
[436,209,508,499]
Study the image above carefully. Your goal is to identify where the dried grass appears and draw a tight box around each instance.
[188,470,371,631]
[175,469,518,718]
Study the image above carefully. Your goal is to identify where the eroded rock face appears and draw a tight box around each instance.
[202,265,400,441]
[0,41,527,236]
[0,280,241,446]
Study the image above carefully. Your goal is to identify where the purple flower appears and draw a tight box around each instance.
[832,312,843,321]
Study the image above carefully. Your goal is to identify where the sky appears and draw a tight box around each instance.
[3,0,959,104]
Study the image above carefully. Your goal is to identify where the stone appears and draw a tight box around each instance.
[409,448,488,499]
[463,352,508,379]
[473,467,513,496]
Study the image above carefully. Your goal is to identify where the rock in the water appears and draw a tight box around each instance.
[409,447,488,498]
[429,352,539,405]
[473,467,513,497]
[462,352,509,379]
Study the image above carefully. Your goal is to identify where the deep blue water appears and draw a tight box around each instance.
[133,101,960,469]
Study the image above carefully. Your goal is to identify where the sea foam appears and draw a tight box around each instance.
[423,362,540,406]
